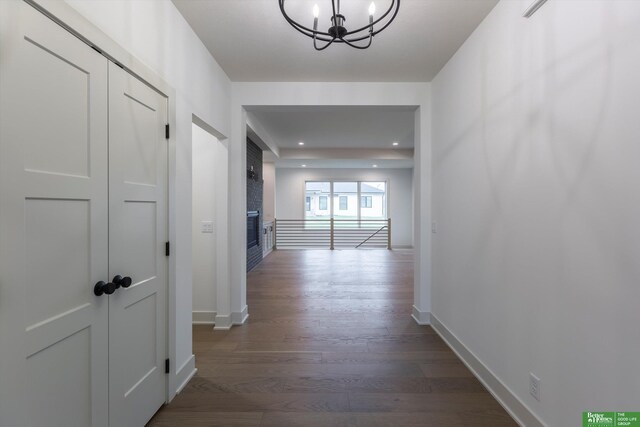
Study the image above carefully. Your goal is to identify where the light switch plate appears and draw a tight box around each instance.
[201,221,213,233]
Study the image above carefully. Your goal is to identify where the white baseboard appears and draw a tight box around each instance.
[411,305,431,325]
[232,305,249,325]
[173,354,196,397]
[430,314,547,427]
[207,306,249,329]
[192,310,216,325]
[213,314,232,330]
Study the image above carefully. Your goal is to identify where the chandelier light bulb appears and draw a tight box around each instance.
[369,2,376,16]
[313,4,319,18]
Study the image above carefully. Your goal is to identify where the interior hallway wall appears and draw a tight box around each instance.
[431,1,640,425]
[192,124,218,324]
[64,0,231,395]
[276,168,414,248]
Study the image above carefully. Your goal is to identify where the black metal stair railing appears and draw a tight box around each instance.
[274,218,391,249]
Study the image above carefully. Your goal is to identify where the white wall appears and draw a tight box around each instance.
[192,124,217,323]
[431,1,640,426]
[276,168,414,247]
[64,0,231,396]
[263,162,276,222]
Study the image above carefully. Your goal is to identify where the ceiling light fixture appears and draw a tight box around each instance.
[279,0,400,51]
[392,141,399,146]
[372,164,378,168]
[298,141,305,145]
[301,164,307,167]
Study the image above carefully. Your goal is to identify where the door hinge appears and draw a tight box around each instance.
[165,358,170,374]
[165,124,170,139]
[165,241,170,257]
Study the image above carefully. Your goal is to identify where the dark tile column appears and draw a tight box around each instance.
[246,138,263,272]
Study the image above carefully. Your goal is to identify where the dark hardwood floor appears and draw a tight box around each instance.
[148,249,517,427]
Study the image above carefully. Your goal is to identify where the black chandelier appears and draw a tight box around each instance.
[279,0,400,50]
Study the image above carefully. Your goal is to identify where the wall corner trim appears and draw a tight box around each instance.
[430,314,547,427]
[173,355,196,398]
[207,307,248,329]
[232,305,249,325]
[411,305,431,325]
[213,314,232,330]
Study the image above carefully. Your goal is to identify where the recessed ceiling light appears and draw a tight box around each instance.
[298,142,305,146]
[392,141,399,146]
[372,164,378,168]
[301,164,307,167]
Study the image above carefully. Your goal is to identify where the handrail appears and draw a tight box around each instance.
[355,225,387,248]
[274,218,391,250]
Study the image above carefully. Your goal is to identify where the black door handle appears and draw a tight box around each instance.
[94,280,117,296]
[113,275,132,289]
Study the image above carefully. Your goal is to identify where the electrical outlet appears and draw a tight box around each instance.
[529,373,541,401]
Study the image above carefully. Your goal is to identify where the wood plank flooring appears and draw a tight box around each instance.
[148,249,517,427]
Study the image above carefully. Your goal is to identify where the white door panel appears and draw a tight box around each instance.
[1,3,169,426]
[0,2,109,426]
[108,62,168,427]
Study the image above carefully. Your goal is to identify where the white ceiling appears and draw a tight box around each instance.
[247,106,415,168]
[172,0,499,82]
[249,106,416,149]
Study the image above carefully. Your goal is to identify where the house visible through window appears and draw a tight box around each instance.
[339,196,348,210]
[319,196,328,210]
[304,181,386,220]
[305,182,331,219]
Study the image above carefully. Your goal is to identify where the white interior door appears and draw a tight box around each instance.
[107,62,169,427]
[0,2,109,426]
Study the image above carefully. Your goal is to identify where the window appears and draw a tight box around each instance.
[333,182,357,219]
[305,182,331,219]
[361,182,386,219]
[319,196,328,210]
[339,196,348,210]
[305,180,387,220]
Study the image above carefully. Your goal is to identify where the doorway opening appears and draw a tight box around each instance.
[191,121,227,325]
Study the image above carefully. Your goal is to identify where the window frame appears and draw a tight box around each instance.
[304,179,389,220]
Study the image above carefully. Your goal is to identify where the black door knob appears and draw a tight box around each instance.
[94,280,117,296]
[113,275,132,289]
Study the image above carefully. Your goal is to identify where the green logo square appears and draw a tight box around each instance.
[583,412,640,427]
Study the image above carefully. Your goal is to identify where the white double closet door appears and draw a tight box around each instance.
[0,2,168,426]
